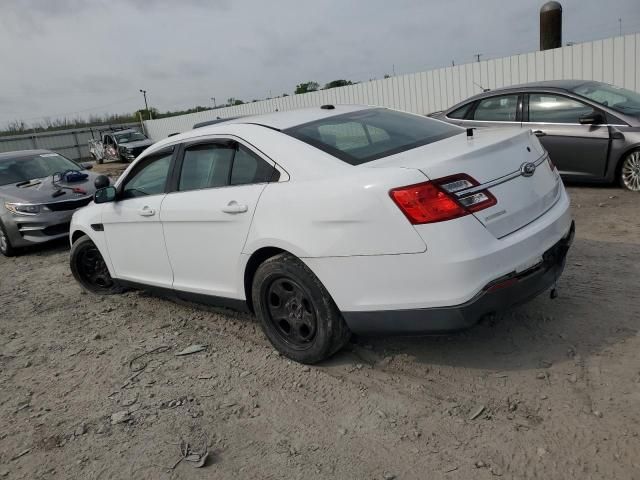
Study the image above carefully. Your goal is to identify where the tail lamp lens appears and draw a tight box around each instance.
[390,174,496,224]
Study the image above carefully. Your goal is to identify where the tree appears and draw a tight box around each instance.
[324,79,353,89]
[227,98,244,106]
[294,81,319,94]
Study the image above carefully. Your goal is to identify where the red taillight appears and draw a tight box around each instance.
[389,174,496,224]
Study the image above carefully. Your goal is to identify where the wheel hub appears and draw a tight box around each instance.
[264,278,317,349]
[621,152,640,191]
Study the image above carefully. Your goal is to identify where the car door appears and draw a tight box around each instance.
[524,92,610,178]
[103,135,119,162]
[101,148,175,287]
[160,139,280,298]
[457,93,523,130]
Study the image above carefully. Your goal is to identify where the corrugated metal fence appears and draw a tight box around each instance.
[0,123,140,161]
[144,33,640,140]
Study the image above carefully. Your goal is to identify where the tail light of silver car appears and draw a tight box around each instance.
[389,174,496,224]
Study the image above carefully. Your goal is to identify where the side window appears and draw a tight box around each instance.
[230,146,278,186]
[179,143,234,192]
[473,95,519,122]
[528,93,594,123]
[448,103,473,119]
[104,135,113,146]
[122,151,173,199]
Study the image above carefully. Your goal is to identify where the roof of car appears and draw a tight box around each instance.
[0,149,53,160]
[462,80,598,102]
[222,104,374,130]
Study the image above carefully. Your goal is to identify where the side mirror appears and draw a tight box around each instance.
[579,112,604,125]
[94,186,117,204]
[80,162,94,170]
[94,175,110,189]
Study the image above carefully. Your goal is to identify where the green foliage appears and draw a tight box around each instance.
[324,79,353,89]
[294,81,319,94]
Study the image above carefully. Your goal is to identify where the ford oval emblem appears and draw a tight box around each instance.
[520,162,536,177]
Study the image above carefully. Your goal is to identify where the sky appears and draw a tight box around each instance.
[1,0,639,128]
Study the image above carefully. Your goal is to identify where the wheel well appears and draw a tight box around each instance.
[614,146,640,179]
[71,231,87,244]
[243,247,285,312]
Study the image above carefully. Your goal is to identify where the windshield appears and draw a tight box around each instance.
[0,153,81,186]
[572,82,640,116]
[115,131,147,143]
[284,108,462,165]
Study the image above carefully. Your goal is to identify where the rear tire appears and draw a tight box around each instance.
[252,253,351,364]
[619,149,640,192]
[0,221,16,257]
[70,236,123,294]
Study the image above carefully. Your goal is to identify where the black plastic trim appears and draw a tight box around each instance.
[117,280,250,312]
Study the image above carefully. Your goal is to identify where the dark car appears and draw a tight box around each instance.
[430,80,640,191]
[0,150,103,256]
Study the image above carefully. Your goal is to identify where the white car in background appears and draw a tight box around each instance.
[69,105,574,363]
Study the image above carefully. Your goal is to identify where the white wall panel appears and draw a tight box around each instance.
[144,34,640,140]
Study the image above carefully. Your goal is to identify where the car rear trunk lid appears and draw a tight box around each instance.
[365,128,562,238]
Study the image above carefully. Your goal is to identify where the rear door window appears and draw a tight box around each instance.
[528,93,594,123]
[472,95,519,122]
[230,146,278,185]
[447,103,473,119]
[178,143,234,192]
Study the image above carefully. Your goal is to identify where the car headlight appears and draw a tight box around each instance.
[4,202,46,215]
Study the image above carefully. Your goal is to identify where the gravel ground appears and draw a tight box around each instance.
[1,181,639,480]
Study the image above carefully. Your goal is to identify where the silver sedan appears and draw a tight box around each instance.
[0,150,101,256]
[430,80,640,191]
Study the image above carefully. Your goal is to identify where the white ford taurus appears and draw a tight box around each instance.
[70,105,574,363]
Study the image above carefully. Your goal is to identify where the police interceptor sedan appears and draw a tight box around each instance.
[69,105,574,364]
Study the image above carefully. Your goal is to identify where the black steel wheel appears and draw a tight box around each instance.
[70,236,122,294]
[252,253,351,364]
[264,277,318,350]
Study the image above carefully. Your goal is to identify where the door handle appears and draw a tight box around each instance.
[138,206,156,217]
[222,201,248,214]
[533,130,546,137]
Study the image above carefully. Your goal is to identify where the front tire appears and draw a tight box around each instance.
[70,236,123,294]
[252,253,351,364]
[0,221,16,257]
[619,150,640,192]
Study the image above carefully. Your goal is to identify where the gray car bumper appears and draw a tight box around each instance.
[1,210,76,248]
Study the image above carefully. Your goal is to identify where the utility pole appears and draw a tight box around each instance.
[211,97,216,108]
[474,53,482,63]
[619,18,622,36]
[139,89,152,120]
[451,60,455,67]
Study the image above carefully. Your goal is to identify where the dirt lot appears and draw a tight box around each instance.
[1,177,639,479]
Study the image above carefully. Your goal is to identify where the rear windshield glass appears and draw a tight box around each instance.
[284,108,462,165]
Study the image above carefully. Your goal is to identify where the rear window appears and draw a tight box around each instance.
[284,108,461,165]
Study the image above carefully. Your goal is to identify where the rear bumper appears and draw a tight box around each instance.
[343,221,574,334]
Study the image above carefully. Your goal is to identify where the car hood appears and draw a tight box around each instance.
[119,139,153,149]
[0,171,100,204]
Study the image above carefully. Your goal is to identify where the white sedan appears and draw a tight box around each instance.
[69,105,574,363]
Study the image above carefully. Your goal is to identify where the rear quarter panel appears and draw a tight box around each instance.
[243,166,429,258]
